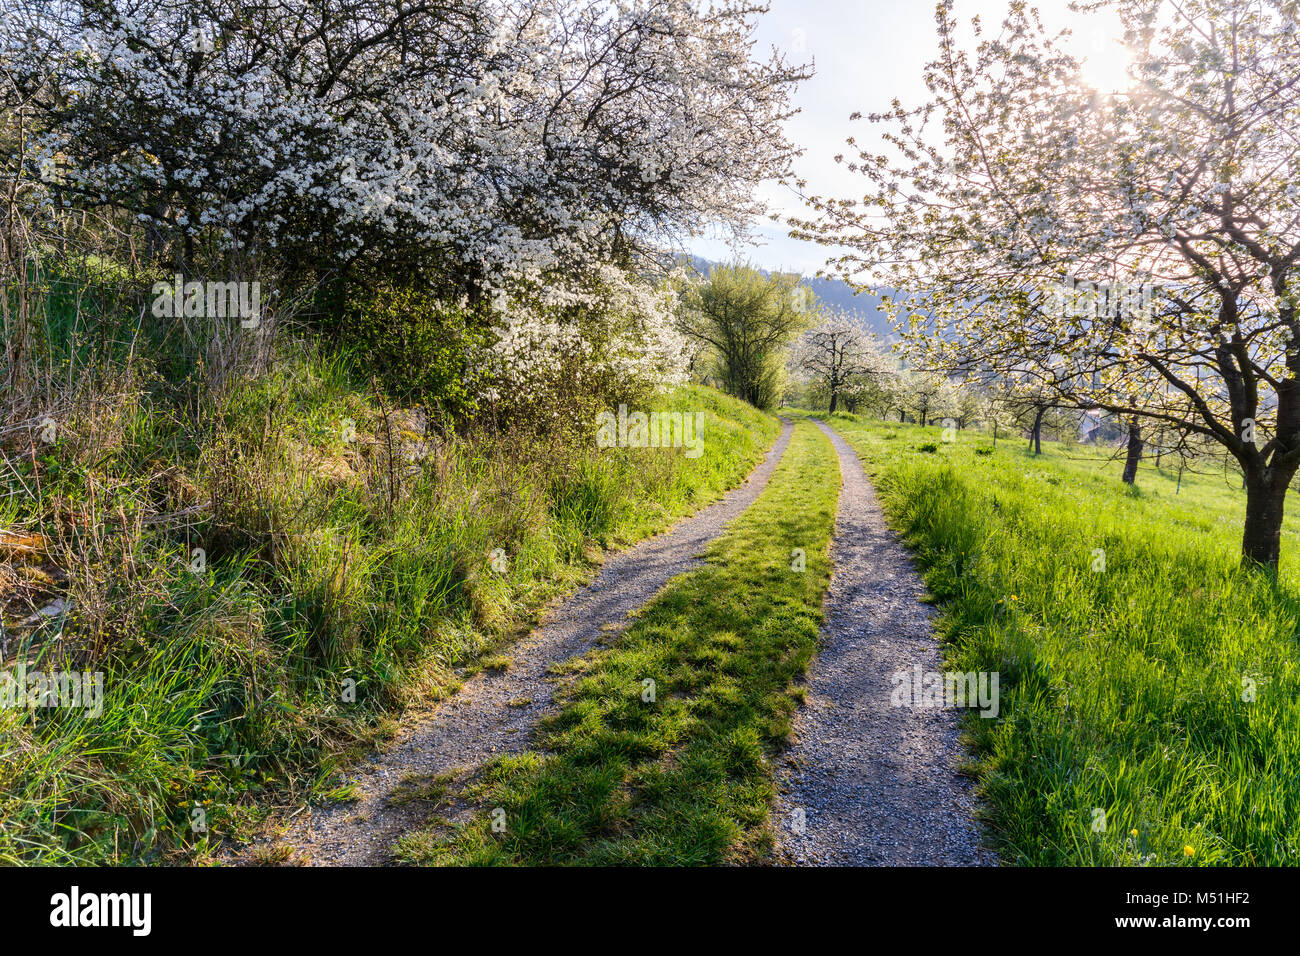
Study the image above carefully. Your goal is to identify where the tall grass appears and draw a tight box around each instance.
[0,306,776,863]
[818,412,1300,866]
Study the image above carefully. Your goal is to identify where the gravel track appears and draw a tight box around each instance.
[773,419,993,866]
[233,420,795,866]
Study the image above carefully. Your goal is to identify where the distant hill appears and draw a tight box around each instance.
[799,274,895,340]
[683,255,896,340]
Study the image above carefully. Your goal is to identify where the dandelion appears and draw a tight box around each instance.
[1130,828,1138,838]
[1184,845,1195,857]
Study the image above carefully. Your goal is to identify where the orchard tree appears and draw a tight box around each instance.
[795,0,1300,569]
[994,382,1065,456]
[846,362,903,418]
[901,369,958,427]
[953,384,988,430]
[4,0,809,413]
[6,0,808,300]
[793,314,886,412]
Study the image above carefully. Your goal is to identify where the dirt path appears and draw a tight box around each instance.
[773,419,993,866]
[233,420,795,866]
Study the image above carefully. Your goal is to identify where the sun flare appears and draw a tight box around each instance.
[1075,25,1134,92]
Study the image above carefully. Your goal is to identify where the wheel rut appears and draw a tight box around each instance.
[773,418,993,866]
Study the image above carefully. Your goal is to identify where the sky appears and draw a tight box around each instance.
[686,0,1129,275]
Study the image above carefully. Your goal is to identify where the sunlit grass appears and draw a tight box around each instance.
[0,336,777,864]
[813,411,1300,866]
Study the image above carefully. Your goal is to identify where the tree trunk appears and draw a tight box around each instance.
[1031,407,1045,454]
[1241,467,1292,570]
[1121,420,1143,484]
[829,388,838,414]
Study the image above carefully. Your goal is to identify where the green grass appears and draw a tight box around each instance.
[392,419,840,865]
[805,410,1300,866]
[0,337,777,865]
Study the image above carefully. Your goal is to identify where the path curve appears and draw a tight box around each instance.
[773,418,992,866]
[235,419,795,865]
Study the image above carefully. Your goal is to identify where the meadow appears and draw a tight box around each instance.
[817,412,1300,866]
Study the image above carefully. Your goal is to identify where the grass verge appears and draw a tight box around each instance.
[0,335,776,864]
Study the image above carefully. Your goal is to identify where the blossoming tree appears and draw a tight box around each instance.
[792,314,887,413]
[794,0,1300,569]
[5,0,807,404]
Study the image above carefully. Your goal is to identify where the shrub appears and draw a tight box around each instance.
[339,278,491,421]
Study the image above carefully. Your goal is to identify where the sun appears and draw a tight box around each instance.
[1075,24,1134,93]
